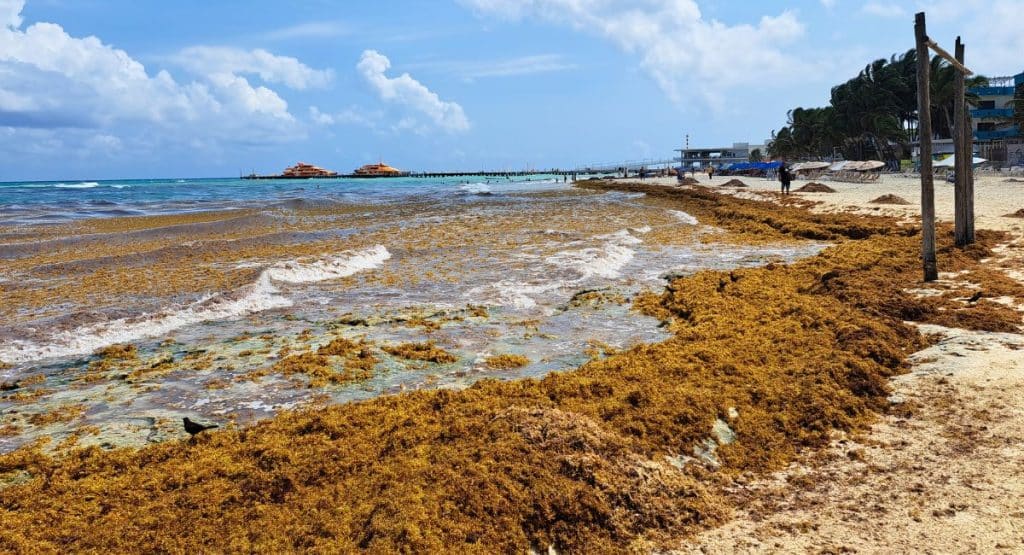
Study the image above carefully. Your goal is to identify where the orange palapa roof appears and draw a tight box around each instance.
[354,161,404,175]
[281,161,338,177]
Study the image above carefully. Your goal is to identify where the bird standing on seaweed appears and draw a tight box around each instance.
[183,417,218,437]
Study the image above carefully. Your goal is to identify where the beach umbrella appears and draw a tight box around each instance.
[933,155,986,168]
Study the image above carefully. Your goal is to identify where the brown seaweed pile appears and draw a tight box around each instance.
[382,341,458,364]
[1004,209,1024,218]
[721,179,748,188]
[795,182,836,193]
[870,194,912,205]
[1,183,1021,552]
[484,354,531,369]
[270,338,379,387]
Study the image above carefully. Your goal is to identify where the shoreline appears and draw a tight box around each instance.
[597,179,1024,552]
[2,181,1022,551]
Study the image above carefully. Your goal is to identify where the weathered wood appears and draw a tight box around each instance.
[954,37,969,246]
[965,70,976,244]
[926,39,973,75]
[916,12,938,281]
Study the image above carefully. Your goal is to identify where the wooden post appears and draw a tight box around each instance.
[954,37,968,246]
[916,12,938,281]
[964,44,975,244]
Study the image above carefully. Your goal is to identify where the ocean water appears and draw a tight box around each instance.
[0,175,826,452]
[0,175,571,224]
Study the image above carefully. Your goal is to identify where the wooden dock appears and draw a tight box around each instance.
[242,170,601,180]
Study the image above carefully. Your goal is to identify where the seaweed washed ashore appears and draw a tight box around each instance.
[0,184,820,453]
[2,182,1023,552]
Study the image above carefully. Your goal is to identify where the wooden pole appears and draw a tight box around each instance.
[964,41,976,244]
[926,40,973,76]
[916,12,938,281]
[954,37,968,246]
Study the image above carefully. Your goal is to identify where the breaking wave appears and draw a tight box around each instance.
[670,210,699,225]
[0,246,391,364]
[470,229,642,309]
[458,183,493,195]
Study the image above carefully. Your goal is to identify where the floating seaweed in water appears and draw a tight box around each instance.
[483,354,530,369]
[382,341,458,364]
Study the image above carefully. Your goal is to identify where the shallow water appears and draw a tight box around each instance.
[0,178,825,452]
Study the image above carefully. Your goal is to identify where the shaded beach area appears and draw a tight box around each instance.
[2,180,1021,551]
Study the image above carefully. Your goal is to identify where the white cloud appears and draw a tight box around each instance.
[309,105,384,130]
[174,46,333,90]
[0,0,310,165]
[820,0,837,7]
[861,2,907,18]
[917,0,1024,76]
[459,0,809,107]
[266,21,348,40]
[1,0,22,28]
[309,105,336,125]
[409,54,576,79]
[357,49,470,132]
[469,54,576,77]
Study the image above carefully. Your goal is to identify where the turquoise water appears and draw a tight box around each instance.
[0,175,572,223]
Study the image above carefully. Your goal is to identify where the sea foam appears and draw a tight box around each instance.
[0,246,391,364]
[472,229,642,309]
[458,183,493,195]
[670,210,699,225]
[55,182,99,189]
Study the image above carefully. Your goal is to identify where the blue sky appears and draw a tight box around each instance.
[1,0,1022,180]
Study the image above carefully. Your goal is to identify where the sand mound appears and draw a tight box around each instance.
[721,179,748,188]
[795,182,836,193]
[1003,209,1024,218]
[869,194,911,205]
[679,177,700,185]
[1004,178,1024,183]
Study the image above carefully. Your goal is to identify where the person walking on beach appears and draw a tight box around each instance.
[706,165,715,181]
[779,161,792,194]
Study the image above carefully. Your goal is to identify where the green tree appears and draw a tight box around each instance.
[767,49,986,164]
[749,148,763,162]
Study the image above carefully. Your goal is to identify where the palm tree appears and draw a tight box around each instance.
[769,49,986,165]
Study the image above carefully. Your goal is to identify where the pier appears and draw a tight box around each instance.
[243,158,681,180]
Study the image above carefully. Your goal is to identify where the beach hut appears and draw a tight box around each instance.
[826,160,885,182]
[791,161,830,179]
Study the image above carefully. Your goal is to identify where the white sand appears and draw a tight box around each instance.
[614,173,1024,552]
[634,173,1024,232]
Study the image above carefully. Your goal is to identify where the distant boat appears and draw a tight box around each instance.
[352,161,407,177]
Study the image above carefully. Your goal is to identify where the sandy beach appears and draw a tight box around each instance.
[616,174,1024,553]
[639,172,1024,232]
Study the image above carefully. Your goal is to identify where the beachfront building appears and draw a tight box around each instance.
[969,71,1023,166]
[675,142,765,169]
[281,162,339,178]
[353,161,407,177]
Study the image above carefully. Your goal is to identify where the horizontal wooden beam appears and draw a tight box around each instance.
[927,39,973,75]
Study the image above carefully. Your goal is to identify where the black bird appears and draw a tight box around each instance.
[183,417,218,437]
[967,291,983,303]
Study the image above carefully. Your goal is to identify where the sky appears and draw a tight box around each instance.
[1,0,1022,180]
